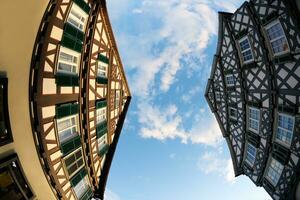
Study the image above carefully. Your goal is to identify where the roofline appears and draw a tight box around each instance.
[101,0,131,97]
[204,12,241,177]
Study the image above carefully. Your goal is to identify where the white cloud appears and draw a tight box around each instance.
[138,102,223,146]
[197,151,236,183]
[181,86,201,103]
[104,189,121,200]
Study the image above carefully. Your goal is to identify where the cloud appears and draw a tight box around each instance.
[181,86,201,103]
[104,189,121,200]
[197,151,236,183]
[138,102,223,146]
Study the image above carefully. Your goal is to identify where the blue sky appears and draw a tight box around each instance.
[104,0,271,200]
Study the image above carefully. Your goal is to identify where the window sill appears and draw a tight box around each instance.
[272,52,293,64]
[242,61,257,70]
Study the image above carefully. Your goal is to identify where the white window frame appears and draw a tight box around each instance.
[97,134,108,152]
[63,148,84,178]
[245,143,257,167]
[56,114,79,144]
[73,175,89,198]
[248,107,260,134]
[264,20,290,57]
[238,36,254,64]
[97,61,108,78]
[67,3,88,31]
[57,47,80,75]
[225,74,235,87]
[115,90,121,109]
[96,107,106,124]
[265,157,284,186]
[275,112,295,147]
[229,107,238,120]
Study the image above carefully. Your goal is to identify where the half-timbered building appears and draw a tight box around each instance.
[205,1,300,199]
[0,0,131,199]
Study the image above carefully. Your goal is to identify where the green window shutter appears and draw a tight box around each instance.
[70,168,87,187]
[96,100,107,109]
[55,73,79,87]
[60,135,81,155]
[96,127,107,139]
[80,187,93,200]
[96,121,107,138]
[98,54,109,64]
[98,144,109,157]
[64,23,84,42]
[56,103,79,119]
[61,33,83,53]
[96,77,108,84]
[73,0,91,14]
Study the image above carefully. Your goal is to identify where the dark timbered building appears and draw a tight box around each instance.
[205,1,300,199]
[0,0,131,199]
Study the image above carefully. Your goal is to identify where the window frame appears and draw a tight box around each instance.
[56,114,79,144]
[96,61,108,78]
[245,143,257,167]
[229,106,238,120]
[264,19,290,57]
[67,3,88,32]
[97,134,108,153]
[73,175,90,199]
[114,90,121,109]
[96,107,107,124]
[238,36,254,64]
[63,148,85,178]
[0,154,35,200]
[247,106,261,134]
[56,47,81,75]
[0,77,13,146]
[265,157,284,186]
[275,112,295,148]
[225,74,235,87]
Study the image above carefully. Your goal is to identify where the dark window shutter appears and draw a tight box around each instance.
[55,73,79,87]
[96,77,108,84]
[60,135,81,155]
[70,168,87,187]
[272,143,290,165]
[73,0,91,14]
[64,23,84,42]
[96,121,107,138]
[61,33,83,53]
[96,100,107,109]
[98,54,109,64]
[247,131,260,148]
[56,103,79,119]
[98,144,109,157]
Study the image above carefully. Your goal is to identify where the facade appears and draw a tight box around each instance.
[0,0,131,199]
[205,0,300,200]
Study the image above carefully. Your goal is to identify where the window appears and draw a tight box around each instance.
[64,148,84,178]
[57,115,78,144]
[245,143,256,166]
[0,77,13,146]
[265,20,289,56]
[96,107,106,124]
[67,4,87,31]
[266,158,284,186]
[57,47,80,74]
[73,176,89,198]
[229,107,238,120]
[115,90,120,109]
[276,113,295,146]
[97,61,108,78]
[225,74,235,87]
[239,36,254,63]
[0,154,34,200]
[248,107,260,133]
[98,134,108,152]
